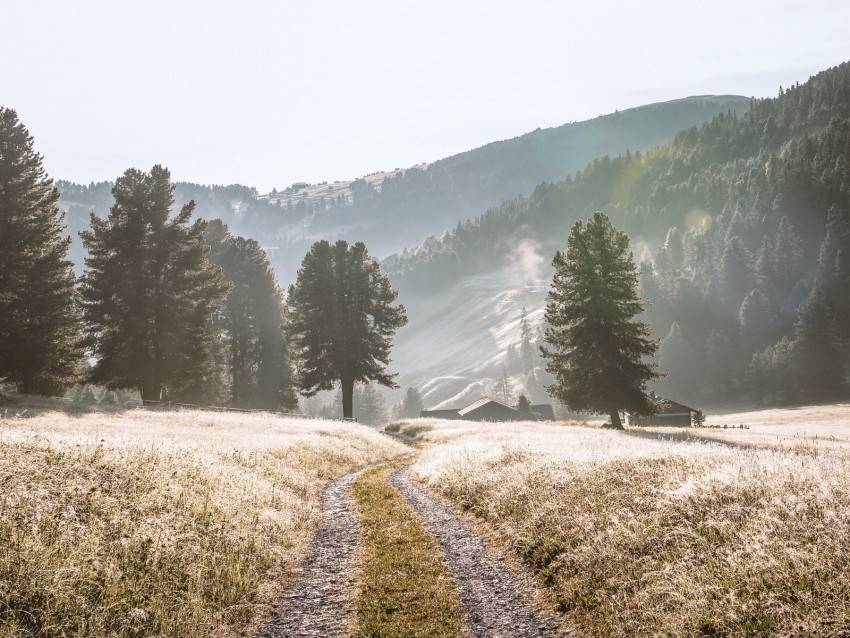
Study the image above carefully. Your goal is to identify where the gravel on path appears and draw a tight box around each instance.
[390,465,562,638]
[256,468,365,638]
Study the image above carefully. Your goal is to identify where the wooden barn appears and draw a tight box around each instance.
[420,397,555,422]
[627,393,700,427]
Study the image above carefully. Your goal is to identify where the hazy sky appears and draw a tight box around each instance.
[3,0,849,192]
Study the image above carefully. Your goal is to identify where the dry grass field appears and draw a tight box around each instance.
[408,406,850,636]
[0,401,408,638]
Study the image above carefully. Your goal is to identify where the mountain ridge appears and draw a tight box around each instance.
[58,94,751,285]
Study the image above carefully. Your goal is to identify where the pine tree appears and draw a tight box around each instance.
[739,288,772,354]
[746,351,766,404]
[818,205,850,329]
[354,382,390,426]
[773,217,804,295]
[395,386,424,419]
[287,240,407,419]
[516,393,533,416]
[79,166,229,402]
[505,343,521,373]
[200,221,297,410]
[0,108,83,394]
[490,364,515,405]
[793,280,845,401]
[719,236,754,317]
[542,212,660,428]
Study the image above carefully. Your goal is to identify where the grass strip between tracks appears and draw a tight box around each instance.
[352,462,466,638]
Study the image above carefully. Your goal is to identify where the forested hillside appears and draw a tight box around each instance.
[266,95,751,255]
[387,61,850,408]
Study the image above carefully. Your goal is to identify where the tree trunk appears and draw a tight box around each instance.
[609,408,624,430]
[341,377,355,420]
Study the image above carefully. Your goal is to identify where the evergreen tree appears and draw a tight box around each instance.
[79,166,229,402]
[739,288,772,354]
[0,108,83,393]
[793,280,845,401]
[200,221,297,410]
[719,236,754,317]
[754,236,777,297]
[354,382,390,426]
[490,364,515,405]
[516,394,533,416]
[542,212,661,428]
[759,337,797,404]
[773,217,804,296]
[287,240,407,419]
[395,386,424,419]
[818,205,850,329]
[505,343,521,373]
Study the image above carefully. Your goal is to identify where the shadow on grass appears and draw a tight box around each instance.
[621,427,765,451]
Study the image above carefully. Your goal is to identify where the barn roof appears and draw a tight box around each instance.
[458,396,513,416]
[655,397,698,414]
[531,404,556,420]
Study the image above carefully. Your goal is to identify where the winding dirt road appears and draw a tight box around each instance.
[258,460,559,637]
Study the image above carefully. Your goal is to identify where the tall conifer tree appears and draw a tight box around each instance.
[793,280,845,401]
[79,166,228,401]
[287,240,407,419]
[542,212,660,428]
[200,221,297,410]
[0,108,83,393]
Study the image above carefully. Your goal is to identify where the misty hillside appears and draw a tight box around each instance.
[263,95,751,257]
[388,61,850,409]
[57,95,748,285]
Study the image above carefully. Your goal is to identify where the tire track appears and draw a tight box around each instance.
[390,465,560,637]
[256,468,365,638]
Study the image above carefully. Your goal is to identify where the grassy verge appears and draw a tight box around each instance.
[352,463,466,638]
[0,405,408,638]
[414,420,850,636]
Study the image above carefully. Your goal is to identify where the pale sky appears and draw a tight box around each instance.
[3,0,849,192]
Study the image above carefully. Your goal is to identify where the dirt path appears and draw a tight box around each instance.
[390,465,561,637]
[256,468,365,638]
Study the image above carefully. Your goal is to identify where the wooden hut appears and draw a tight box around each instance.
[628,393,700,427]
[420,396,555,422]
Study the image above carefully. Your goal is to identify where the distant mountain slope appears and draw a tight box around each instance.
[386,60,850,409]
[58,94,749,286]
[266,95,752,257]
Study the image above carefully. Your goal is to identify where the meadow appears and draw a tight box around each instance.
[409,407,850,636]
[0,401,408,637]
[3,397,849,637]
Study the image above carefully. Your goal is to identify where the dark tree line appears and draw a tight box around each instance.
[2,110,406,415]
